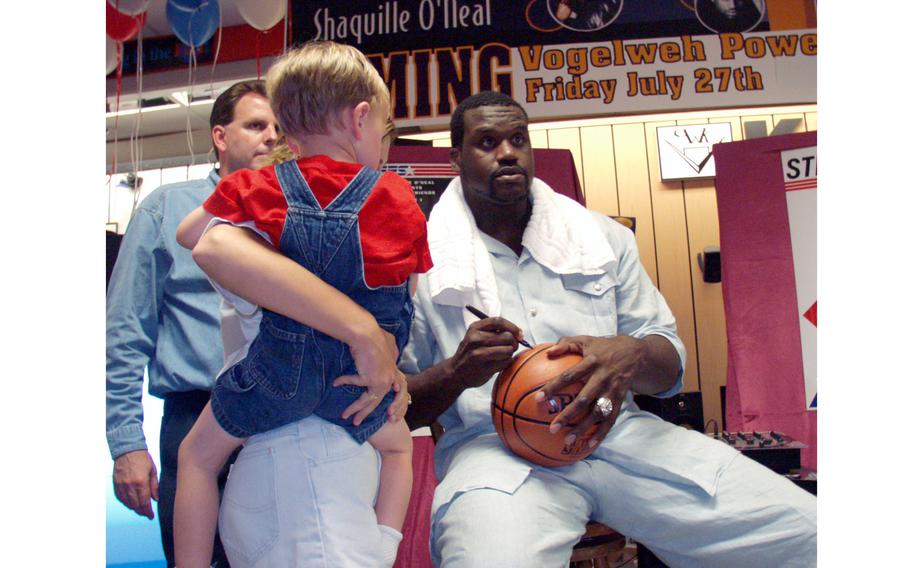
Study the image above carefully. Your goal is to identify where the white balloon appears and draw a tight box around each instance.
[106,36,119,76]
[236,0,287,32]
[107,0,151,17]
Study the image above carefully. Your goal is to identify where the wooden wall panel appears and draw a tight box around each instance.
[645,120,699,392]
[547,128,585,198]
[579,125,619,217]
[696,116,742,428]
[711,116,744,142]
[682,176,727,429]
[529,129,549,149]
[612,123,658,283]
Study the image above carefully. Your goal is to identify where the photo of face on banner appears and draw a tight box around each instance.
[695,0,765,33]
[548,0,623,32]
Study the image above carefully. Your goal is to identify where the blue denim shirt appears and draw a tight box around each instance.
[106,170,223,459]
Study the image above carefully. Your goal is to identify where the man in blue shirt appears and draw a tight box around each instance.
[106,79,279,567]
[401,91,816,567]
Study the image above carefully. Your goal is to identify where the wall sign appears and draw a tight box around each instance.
[292,1,816,128]
[111,2,816,128]
[656,122,732,181]
[780,145,817,411]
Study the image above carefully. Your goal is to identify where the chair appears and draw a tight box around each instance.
[569,522,627,568]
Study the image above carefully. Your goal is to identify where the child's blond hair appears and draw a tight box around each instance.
[266,41,390,139]
[266,135,297,166]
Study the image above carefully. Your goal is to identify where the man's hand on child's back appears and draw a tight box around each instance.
[335,326,401,425]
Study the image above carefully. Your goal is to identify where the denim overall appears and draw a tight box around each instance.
[210,160,413,444]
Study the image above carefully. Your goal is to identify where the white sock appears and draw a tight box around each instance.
[378,524,403,568]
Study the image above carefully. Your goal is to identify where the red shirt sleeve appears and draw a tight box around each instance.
[202,167,288,247]
[413,229,433,274]
[359,172,433,287]
[203,161,431,288]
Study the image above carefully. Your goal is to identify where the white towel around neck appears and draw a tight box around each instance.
[425,176,616,329]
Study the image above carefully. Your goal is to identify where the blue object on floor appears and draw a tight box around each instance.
[106,382,166,567]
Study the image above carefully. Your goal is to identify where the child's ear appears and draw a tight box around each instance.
[285,136,302,156]
[352,101,371,138]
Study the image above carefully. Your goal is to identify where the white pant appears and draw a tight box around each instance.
[218,416,384,567]
[432,439,816,567]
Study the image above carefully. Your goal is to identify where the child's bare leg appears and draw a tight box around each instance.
[174,402,245,568]
[370,418,413,530]
[368,418,413,566]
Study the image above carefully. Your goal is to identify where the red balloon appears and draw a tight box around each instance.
[106,2,147,42]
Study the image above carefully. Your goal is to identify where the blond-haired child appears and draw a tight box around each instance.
[172,41,431,568]
[268,116,395,167]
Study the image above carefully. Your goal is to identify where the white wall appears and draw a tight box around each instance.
[106,164,214,234]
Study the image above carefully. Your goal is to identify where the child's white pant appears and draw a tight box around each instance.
[218,416,386,568]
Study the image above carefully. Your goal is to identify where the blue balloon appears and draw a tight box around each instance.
[166,0,220,48]
[169,0,205,9]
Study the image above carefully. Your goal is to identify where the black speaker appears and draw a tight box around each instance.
[697,246,721,283]
[633,392,705,432]
[719,385,727,431]
[637,542,670,568]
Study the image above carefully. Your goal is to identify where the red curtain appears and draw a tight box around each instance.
[713,131,817,469]
[394,435,436,568]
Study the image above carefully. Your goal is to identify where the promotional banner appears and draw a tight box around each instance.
[781,146,817,411]
[713,131,817,468]
[292,0,816,127]
[113,2,816,126]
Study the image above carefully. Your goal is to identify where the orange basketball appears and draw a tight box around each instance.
[491,343,599,467]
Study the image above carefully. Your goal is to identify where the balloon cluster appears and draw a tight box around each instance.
[106,0,150,75]
[236,0,286,31]
[106,0,288,76]
[106,1,148,42]
[166,0,221,48]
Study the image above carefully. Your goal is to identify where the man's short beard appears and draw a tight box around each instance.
[477,167,530,204]
[480,182,530,205]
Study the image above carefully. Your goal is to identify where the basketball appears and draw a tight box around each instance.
[491,343,599,467]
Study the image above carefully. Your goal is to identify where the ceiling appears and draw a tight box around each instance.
[106,0,277,148]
